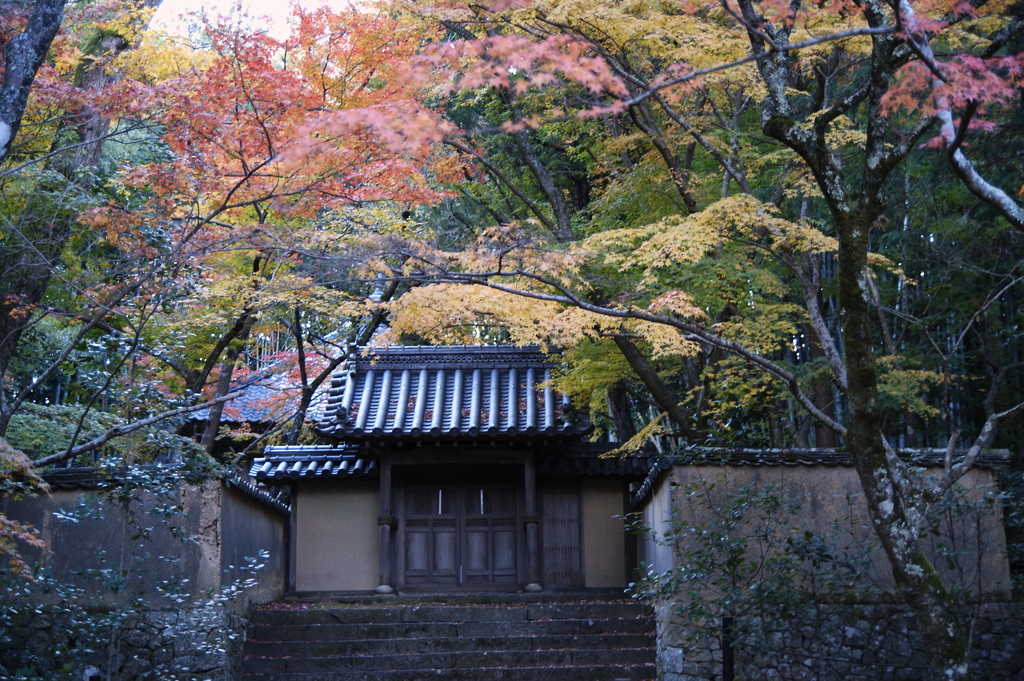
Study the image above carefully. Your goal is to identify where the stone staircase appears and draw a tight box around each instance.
[242,596,656,680]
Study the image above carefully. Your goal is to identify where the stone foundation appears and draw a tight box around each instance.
[656,602,1024,681]
[0,605,248,681]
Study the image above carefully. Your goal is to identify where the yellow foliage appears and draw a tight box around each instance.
[116,32,214,81]
[649,290,705,319]
[388,282,704,362]
[783,170,825,200]
[703,355,783,417]
[634,320,701,359]
[877,357,944,419]
[717,302,806,354]
[603,412,671,456]
[386,284,561,346]
[615,195,837,283]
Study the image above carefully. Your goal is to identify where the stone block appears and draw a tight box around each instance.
[662,646,685,674]
[122,629,150,649]
[974,617,993,636]
[893,666,923,681]
[120,656,152,679]
[844,625,868,649]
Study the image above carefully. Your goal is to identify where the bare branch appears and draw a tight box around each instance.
[443,137,558,235]
[932,400,1024,497]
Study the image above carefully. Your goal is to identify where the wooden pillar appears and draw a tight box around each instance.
[524,454,542,592]
[376,456,394,594]
[286,483,297,593]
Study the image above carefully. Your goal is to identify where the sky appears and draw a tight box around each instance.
[151,0,357,38]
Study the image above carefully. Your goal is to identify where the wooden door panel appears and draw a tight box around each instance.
[464,529,489,571]
[405,530,429,572]
[493,528,516,571]
[541,481,582,586]
[433,528,457,572]
[403,482,520,588]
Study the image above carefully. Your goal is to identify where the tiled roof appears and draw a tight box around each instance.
[190,367,301,424]
[629,447,1012,508]
[537,443,656,478]
[40,464,206,489]
[38,466,291,513]
[248,444,378,481]
[248,443,648,481]
[224,476,290,515]
[669,447,1010,468]
[41,466,119,490]
[315,345,589,442]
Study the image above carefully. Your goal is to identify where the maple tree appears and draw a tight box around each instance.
[357,1,1024,677]
[0,1,453,464]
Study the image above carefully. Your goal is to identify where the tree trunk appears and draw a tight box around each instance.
[0,0,67,164]
[805,323,837,448]
[496,90,574,242]
[200,312,256,454]
[606,381,637,441]
[612,336,693,439]
[627,101,697,213]
[836,210,970,680]
[0,33,129,436]
[200,350,239,455]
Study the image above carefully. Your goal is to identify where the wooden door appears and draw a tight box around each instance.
[403,484,519,588]
[541,480,583,586]
[404,486,458,586]
[462,486,518,586]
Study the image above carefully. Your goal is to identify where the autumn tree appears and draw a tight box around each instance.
[353,1,1024,678]
[0,3,453,466]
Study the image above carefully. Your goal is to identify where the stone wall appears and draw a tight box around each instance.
[0,603,248,681]
[656,602,1024,681]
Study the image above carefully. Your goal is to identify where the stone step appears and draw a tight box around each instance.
[244,648,657,674]
[251,602,649,626]
[241,665,654,681]
[249,617,653,642]
[245,633,655,658]
[242,599,656,681]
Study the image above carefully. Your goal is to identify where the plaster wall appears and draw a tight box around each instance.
[220,484,286,608]
[582,479,627,588]
[659,464,1009,594]
[294,480,379,592]
[0,481,220,602]
[638,472,675,577]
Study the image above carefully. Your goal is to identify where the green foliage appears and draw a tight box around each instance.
[5,403,206,464]
[556,340,634,427]
[3,317,77,406]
